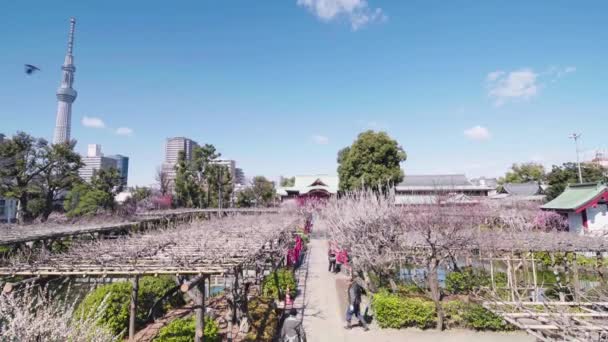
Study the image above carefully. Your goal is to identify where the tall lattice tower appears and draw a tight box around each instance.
[53,17,77,145]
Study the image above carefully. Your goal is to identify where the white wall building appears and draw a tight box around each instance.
[542,183,608,235]
[79,144,118,183]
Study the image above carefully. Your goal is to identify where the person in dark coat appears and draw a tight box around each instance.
[328,250,337,272]
[345,278,369,331]
[280,308,307,342]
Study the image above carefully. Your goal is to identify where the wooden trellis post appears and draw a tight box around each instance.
[129,275,139,341]
[194,276,207,342]
[531,254,538,302]
[489,252,496,291]
[572,255,580,302]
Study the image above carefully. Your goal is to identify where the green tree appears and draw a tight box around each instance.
[91,168,122,209]
[498,162,545,184]
[64,168,123,217]
[236,188,256,208]
[280,176,295,187]
[206,164,233,208]
[36,141,83,221]
[174,144,230,208]
[174,150,198,207]
[0,132,53,223]
[132,186,152,202]
[250,176,276,207]
[337,130,407,192]
[545,162,607,200]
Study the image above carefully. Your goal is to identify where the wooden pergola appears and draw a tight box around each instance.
[0,208,282,247]
[0,213,300,341]
[385,230,608,341]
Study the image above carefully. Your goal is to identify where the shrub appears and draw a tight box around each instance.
[262,268,296,300]
[64,184,113,217]
[244,297,278,342]
[396,283,425,296]
[76,276,183,336]
[372,291,435,329]
[154,317,219,342]
[445,267,500,295]
[444,301,512,331]
[296,232,310,244]
[443,300,467,328]
[461,303,511,331]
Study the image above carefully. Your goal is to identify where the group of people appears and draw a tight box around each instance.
[329,248,370,331]
[279,245,370,342]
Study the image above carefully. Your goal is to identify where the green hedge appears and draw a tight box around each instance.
[262,268,297,300]
[372,291,435,329]
[154,317,219,342]
[245,297,278,341]
[373,291,511,331]
[76,276,183,336]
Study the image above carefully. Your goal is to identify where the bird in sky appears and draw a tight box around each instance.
[24,64,40,75]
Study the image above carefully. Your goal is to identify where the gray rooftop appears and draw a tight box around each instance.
[399,174,472,187]
[502,182,542,196]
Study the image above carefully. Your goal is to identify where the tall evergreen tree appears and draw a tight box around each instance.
[337,130,407,192]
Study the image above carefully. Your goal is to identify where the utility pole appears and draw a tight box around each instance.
[569,133,583,184]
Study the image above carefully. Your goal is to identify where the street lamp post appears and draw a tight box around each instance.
[569,133,583,184]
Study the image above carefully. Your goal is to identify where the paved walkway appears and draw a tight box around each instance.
[300,225,535,342]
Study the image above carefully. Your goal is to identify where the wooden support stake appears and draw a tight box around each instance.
[489,253,495,291]
[129,275,139,341]
[531,255,538,302]
[194,276,206,342]
[572,255,580,302]
[596,251,604,280]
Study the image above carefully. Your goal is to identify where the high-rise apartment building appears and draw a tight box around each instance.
[162,137,199,191]
[79,144,118,183]
[108,154,129,187]
[53,18,78,145]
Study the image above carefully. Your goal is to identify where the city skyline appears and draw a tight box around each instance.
[1,1,608,186]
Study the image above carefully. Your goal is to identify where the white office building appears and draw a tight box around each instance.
[79,144,118,183]
[161,137,199,191]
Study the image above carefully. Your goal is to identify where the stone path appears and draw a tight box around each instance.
[299,225,535,342]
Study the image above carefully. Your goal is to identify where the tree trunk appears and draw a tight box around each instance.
[40,191,54,222]
[17,194,29,224]
[194,278,206,342]
[428,258,444,330]
[129,276,139,341]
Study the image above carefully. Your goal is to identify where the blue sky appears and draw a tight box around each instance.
[1,1,607,186]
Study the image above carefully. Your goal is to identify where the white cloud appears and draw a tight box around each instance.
[297,0,386,30]
[564,66,576,74]
[464,125,491,141]
[81,116,105,128]
[486,66,576,105]
[115,127,134,136]
[486,70,505,82]
[487,69,538,106]
[311,135,329,144]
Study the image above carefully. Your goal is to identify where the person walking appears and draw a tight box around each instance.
[281,308,307,342]
[345,277,369,331]
[328,250,337,272]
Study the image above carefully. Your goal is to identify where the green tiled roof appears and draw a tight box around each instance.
[541,183,608,211]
